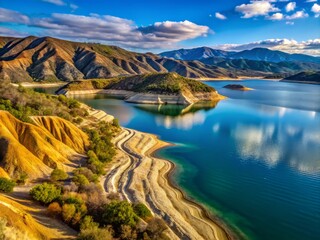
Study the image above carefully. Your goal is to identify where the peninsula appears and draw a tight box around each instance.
[57,72,225,105]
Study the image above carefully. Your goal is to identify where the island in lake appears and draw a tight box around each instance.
[223,84,253,91]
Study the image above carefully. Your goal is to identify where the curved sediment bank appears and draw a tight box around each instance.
[104,128,237,240]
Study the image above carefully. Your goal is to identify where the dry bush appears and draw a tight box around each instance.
[47,202,62,218]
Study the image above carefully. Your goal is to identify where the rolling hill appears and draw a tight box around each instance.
[0,111,89,180]
[208,58,320,75]
[282,71,320,84]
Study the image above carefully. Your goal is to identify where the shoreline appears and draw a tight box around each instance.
[149,138,238,240]
[199,77,281,81]
[106,127,237,240]
[11,82,67,88]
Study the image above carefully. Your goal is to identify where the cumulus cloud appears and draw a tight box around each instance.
[0,7,30,24]
[285,2,296,12]
[215,12,227,20]
[286,10,309,19]
[235,1,279,18]
[42,0,65,6]
[0,11,206,49]
[266,12,284,20]
[311,3,320,17]
[213,38,320,56]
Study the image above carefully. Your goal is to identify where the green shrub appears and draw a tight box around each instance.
[102,201,138,228]
[0,178,16,193]
[72,174,90,187]
[87,150,105,175]
[80,216,99,231]
[29,183,61,205]
[133,203,152,220]
[51,168,68,181]
[73,168,98,183]
[61,195,87,226]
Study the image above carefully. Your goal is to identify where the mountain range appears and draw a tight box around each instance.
[160,47,320,64]
[0,36,320,82]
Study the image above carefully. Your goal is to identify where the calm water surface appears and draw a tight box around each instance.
[61,80,319,240]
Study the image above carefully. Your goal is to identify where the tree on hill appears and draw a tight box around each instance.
[51,168,68,181]
[29,183,61,205]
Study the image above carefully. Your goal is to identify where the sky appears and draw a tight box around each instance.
[0,0,319,55]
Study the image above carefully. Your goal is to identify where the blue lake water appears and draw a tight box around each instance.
[71,80,320,240]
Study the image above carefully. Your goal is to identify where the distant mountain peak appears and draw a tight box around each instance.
[160,46,320,64]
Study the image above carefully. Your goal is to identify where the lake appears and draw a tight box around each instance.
[44,80,320,240]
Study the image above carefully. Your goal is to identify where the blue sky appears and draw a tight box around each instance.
[0,0,319,55]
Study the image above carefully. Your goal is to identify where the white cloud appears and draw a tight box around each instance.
[213,38,320,56]
[306,0,317,3]
[285,2,296,12]
[235,1,279,18]
[286,10,309,19]
[267,12,284,20]
[0,8,30,24]
[0,6,210,50]
[311,3,320,17]
[42,0,65,6]
[215,12,227,20]
[23,13,209,49]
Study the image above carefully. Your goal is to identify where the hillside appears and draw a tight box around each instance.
[207,58,320,75]
[231,48,320,64]
[0,36,235,82]
[59,73,225,105]
[0,111,89,180]
[282,71,320,84]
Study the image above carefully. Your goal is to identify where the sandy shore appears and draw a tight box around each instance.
[103,128,236,240]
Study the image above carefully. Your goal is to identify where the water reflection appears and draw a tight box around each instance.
[134,101,219,117]
[221,106,320,174]
[156,111,206,130]
[136,101,220,130]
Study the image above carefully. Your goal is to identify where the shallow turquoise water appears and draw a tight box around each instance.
[72,80,320,240]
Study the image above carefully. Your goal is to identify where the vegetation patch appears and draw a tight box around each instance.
[0,178,16,193]
[0,81,88,123]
